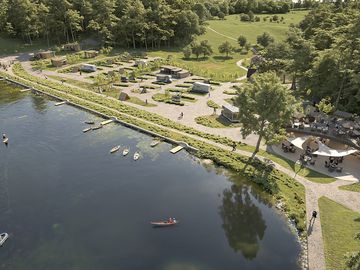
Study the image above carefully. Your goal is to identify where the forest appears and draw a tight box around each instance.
[259,1,360,114]
[0,0,299,48]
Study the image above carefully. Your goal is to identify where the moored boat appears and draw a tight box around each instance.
[83,127,91,133]
[151,218,178,227]
[84,120,95,125]
[0,233,9,246]
[150,139,161,147]
[3,138,9,144]
[133,152,140,161]
[110,145,121,154]
[123,148,129,156]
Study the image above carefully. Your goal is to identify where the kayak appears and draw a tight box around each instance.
[84,120,95,125]
[123,148,129,156]
[133,152,140,161]
[110,145,121,154]
[151,219,178,227]
[83,127,91,133]
[3,138,8,144]
[0,233,9,246]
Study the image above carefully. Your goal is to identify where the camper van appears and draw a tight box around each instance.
[156,74,172,84]
[80,64,97,72]
[191,82,211,93]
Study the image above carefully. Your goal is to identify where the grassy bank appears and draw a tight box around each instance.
[3,67,306,234]
[319,197,360,270]
[195,115,241,128]
[339,182,360,193]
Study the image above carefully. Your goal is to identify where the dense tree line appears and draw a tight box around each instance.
[258,1,360,114]
[0,0,206,48]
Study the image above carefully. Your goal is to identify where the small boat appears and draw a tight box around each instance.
[151,218,178,227]
[84,120,95,125]
[123,148,129,156]
[110,145,121,154]
[150,139,161,147]
[54,101,66,106]
[0,233,9,246]
[133,152,140,161]
[92,125,103,130]
[83,127,91,133]
[3,138,8,144]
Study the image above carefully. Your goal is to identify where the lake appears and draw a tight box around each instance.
[0,82,301,270]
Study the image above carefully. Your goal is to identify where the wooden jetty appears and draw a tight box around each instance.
[101,119,113,126]
[54,101,67,106]
[170,145,183,154]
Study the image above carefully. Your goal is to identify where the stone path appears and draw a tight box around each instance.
[3,54,360,270]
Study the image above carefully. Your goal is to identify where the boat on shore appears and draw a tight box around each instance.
[123,148,129,156]
[150,139,161,147]
[110,145,121,154]
[133,152,140,161]
[84,120,95,125]
[92,125,103,130]
[0,233,9,246]
[54,101,66,106]
[151,218,178,227]
[83,127,91,133]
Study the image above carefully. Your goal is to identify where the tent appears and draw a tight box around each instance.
[287,136,311,150]
[312,141,358,157]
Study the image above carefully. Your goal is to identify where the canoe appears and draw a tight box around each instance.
[110,145,121,154]
[133,152,140,161]
[150,220,178,227]
[0,233,9,246]
[150,139,161,147]
[123,148,129,156]
[84,120,95,125]
[92,125,103,130]
[3,138,8,144]
[54,101,66,106]
[83,127,91,133]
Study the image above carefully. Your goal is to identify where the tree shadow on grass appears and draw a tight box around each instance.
[213,55,233,61]
[181,57,209,62]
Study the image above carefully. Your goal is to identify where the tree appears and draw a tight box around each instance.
[257,32,275,47]
[218,41,235,58]
[235,72,298,157]
[183,45,192,59]
[218,11,225,20]
[200,40,213,58]
[238,35,247,48]
[316,97,334,114]
[191,42,203,59]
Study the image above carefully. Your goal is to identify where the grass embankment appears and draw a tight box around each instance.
[47,75,94,89]
[339,182,360,193]
[126,96,156,107]
[4,64,306,233]
[319,197,360,270]
[195,115,241,128]
[0,36,47,56]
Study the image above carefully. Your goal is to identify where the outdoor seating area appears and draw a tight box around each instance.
[290,107,360,149]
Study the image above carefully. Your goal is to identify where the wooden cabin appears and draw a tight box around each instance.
[51,57,67,67]
[160,65,190,79]
[34,51,55,60]
[63,43,81,52]
[84,50,98,59]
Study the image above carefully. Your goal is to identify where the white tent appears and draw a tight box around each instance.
[287,136,310,150]
[312,141,358,157]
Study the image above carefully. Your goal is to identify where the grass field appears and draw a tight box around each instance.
[339,182,360,193]
[319,197,360,270]
[0,36,48,56]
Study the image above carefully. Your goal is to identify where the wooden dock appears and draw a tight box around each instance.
[170,145,183,154]
[54,101,67,106]
[101,119,113,126]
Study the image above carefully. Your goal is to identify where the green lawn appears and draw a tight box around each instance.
[47,75,94,90]
[319,197,360,270]
[126,96,157,107]
[0,36,48,56]
[339,182,360,193]
[195,115,241,128]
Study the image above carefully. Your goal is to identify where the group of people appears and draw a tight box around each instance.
[281,142,296,153]
[325,156,343,172]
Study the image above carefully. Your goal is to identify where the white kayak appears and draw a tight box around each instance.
[123,148,129,156]
[110,145,121,154]
[83,127,91,133]
[0,233,9,246]
[133,152,140,161]
[150,139,161,147]
[151,219,178,227]
[3,138,8,144]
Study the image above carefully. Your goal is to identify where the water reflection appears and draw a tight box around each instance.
[31,95,48,113]
[219,183,267,260]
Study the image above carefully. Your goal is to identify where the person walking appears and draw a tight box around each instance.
[311,210,317,222]
[232,142,237,152]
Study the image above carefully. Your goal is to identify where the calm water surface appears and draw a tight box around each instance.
[0,82,300,270]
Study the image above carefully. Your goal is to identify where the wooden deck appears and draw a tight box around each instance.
[170,145,183,154]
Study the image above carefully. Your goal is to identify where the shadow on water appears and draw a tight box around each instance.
[219,182,267,260]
